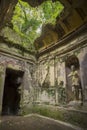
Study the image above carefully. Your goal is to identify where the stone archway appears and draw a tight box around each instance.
[65,55,80,102]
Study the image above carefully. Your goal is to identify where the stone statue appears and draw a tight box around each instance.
[68,65,82,101]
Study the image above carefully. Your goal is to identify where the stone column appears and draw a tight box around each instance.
[54,58,58,105]
[78,47,87,105]
[0,65,5,115]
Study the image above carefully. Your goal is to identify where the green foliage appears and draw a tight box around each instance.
[42,1,63,23]
[11,0,64,49]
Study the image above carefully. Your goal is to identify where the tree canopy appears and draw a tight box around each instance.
[11,0,64,50]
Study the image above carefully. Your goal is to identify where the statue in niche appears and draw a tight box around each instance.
[68,65,83,102]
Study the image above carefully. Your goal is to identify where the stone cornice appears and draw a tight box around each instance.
[37,23,87,59]
[0,46,36,64]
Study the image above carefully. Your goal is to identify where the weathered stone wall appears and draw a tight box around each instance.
[34,59,56,105]
[35,28,87,106]
[78,46,87,102]
[35,56,67,105]
[22,62,35,108]
[0,50,35,114]
[0,64,5,113]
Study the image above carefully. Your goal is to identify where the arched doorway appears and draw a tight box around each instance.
[65,55,80,102]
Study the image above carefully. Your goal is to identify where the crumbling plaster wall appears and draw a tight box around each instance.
[35,28,87,105]
[0,51,36,114]
[77,46,87,102]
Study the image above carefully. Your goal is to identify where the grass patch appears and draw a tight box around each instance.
[22,104,87,129]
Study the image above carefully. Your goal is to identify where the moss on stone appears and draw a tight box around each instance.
[22,105,87,129]
[0,26,36,53]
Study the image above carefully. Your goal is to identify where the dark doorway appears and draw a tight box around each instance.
[2,68,24,115]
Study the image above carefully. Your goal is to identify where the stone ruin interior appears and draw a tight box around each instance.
[0,0,87,128]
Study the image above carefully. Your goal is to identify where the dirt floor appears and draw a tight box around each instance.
[0,114,83,130]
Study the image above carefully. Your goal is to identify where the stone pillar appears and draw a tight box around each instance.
[0,65,5,114]
[22,62,34,112]
[79,54,87,102]
[78,47,87,105]
[54,58,58,105]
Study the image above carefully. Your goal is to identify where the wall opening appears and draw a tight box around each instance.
[2,68,24,115]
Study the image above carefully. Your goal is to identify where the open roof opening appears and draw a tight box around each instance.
[11,0,64,50]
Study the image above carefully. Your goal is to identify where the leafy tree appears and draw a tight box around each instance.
[11,0,64,49]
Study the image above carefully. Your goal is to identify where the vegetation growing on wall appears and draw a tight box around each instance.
[11,0,64,50]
